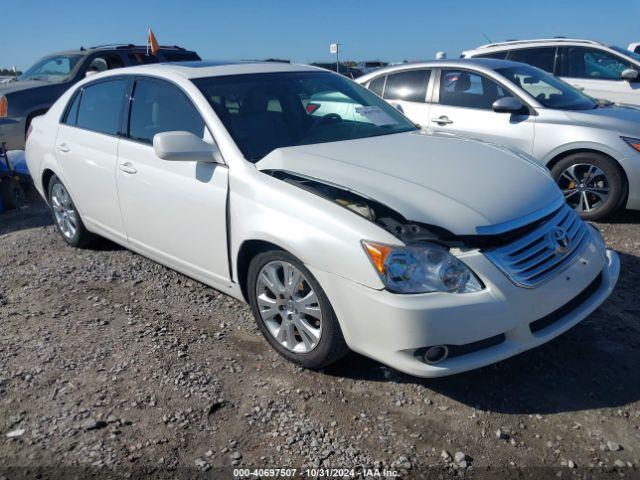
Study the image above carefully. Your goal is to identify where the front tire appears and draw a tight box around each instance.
[551,152,625,221]
[47,174,94,247]
[247,250,349,369]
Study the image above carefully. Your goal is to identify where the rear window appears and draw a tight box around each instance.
[474,51,509,60]
[367,76,385,96]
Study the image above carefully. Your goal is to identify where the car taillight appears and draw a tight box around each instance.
[0,96,7,117]
[306,103,320,114]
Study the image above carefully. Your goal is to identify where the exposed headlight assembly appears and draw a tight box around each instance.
[362,241,483,294]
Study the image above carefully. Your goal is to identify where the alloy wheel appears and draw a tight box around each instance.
[51,183,78,239]
[255,260,323,353]
[558,163,610,213]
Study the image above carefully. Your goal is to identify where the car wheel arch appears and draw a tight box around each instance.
[236,239,290,303]
[41,169,57,201]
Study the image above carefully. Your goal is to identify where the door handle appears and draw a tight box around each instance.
[119,162,137,174]
[57,143,70,153]
[432,116,453,125]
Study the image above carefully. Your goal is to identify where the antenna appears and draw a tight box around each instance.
[481,32,493,43]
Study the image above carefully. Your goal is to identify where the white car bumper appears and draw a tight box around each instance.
[310,234,619,378]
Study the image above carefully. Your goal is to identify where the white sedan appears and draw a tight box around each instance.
[25,61,619,377]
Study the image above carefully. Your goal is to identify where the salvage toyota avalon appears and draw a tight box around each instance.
[25,61,620,377]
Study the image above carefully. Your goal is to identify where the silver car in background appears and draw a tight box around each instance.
[357,58,640,220]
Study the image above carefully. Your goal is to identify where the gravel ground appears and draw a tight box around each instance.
[1,195,639,479]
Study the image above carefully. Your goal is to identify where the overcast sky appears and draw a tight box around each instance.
[2,0,639,69]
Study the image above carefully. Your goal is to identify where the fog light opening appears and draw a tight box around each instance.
[424,345,449,365]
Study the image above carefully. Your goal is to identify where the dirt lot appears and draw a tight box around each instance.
[1,195,639,479]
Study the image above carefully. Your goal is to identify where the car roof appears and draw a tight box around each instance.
[462,38,605,56]
[356,58,524,82]
[46,45,198,57]
[84,60,323,81]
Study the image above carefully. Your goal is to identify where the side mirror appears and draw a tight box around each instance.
[621,69,639,81]
[492,97,525,114]
[153,131,219,163]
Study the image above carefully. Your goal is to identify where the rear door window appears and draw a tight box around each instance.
[62,91,82,125]
[507,47,557,73]
[128,78,206,144]
[76,79,129,135]
[383,69,430,102]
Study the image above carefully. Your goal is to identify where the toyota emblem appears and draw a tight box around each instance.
[550,227,570,252]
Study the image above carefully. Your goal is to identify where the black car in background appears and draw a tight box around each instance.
[0,44,200,150]
[310,63,364,79]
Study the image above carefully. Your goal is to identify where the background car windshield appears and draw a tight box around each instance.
[19,54,82,82]
[193,71,417,161]
[497,65,596,110]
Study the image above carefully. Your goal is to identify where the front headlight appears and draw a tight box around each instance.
[621,136,640,153]
[362,241,483,294]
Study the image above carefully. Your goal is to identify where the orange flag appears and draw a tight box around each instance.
[148,27,160,56]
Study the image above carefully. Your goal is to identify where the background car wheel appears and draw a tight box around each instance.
[0,179,26,210]
[247,250,349,369]
[47,174,94,247]
[551,152,625,221]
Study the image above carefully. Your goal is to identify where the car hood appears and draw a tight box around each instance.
[565,105,640,136]
[256,131,561,235]
[0,79,51,96]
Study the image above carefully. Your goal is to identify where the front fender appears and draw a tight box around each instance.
[229,168,400,291]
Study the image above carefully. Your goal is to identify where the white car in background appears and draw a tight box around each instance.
[25,61,618,378]
[358,58,640,220]
[462,38,640,107]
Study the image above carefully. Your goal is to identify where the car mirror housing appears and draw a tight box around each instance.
[153,131,220,163]
[621,68,639,81]
[492,97,525,114]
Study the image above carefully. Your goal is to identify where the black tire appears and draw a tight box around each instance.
[47,174,94,247]
[247,249,349,369]
[550,152,625,221]
[0,179,26,210]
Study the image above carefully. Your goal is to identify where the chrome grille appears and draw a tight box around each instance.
[484,204,591,288]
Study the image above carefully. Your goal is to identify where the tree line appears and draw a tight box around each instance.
[0,68,22,76]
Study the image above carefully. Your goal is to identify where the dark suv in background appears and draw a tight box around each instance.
[0,44,200,150]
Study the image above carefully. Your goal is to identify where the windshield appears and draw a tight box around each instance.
[19,54,82,82]
[193,71,417,161]
[610,45,640,63]
[497,65,597,111]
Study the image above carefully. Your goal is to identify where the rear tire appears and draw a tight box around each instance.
[47,174,94,247]
[551,152,624,221]
[247,249,349,369]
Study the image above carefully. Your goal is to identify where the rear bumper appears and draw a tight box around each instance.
[311,235,619,378]
[0,117,26,151]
